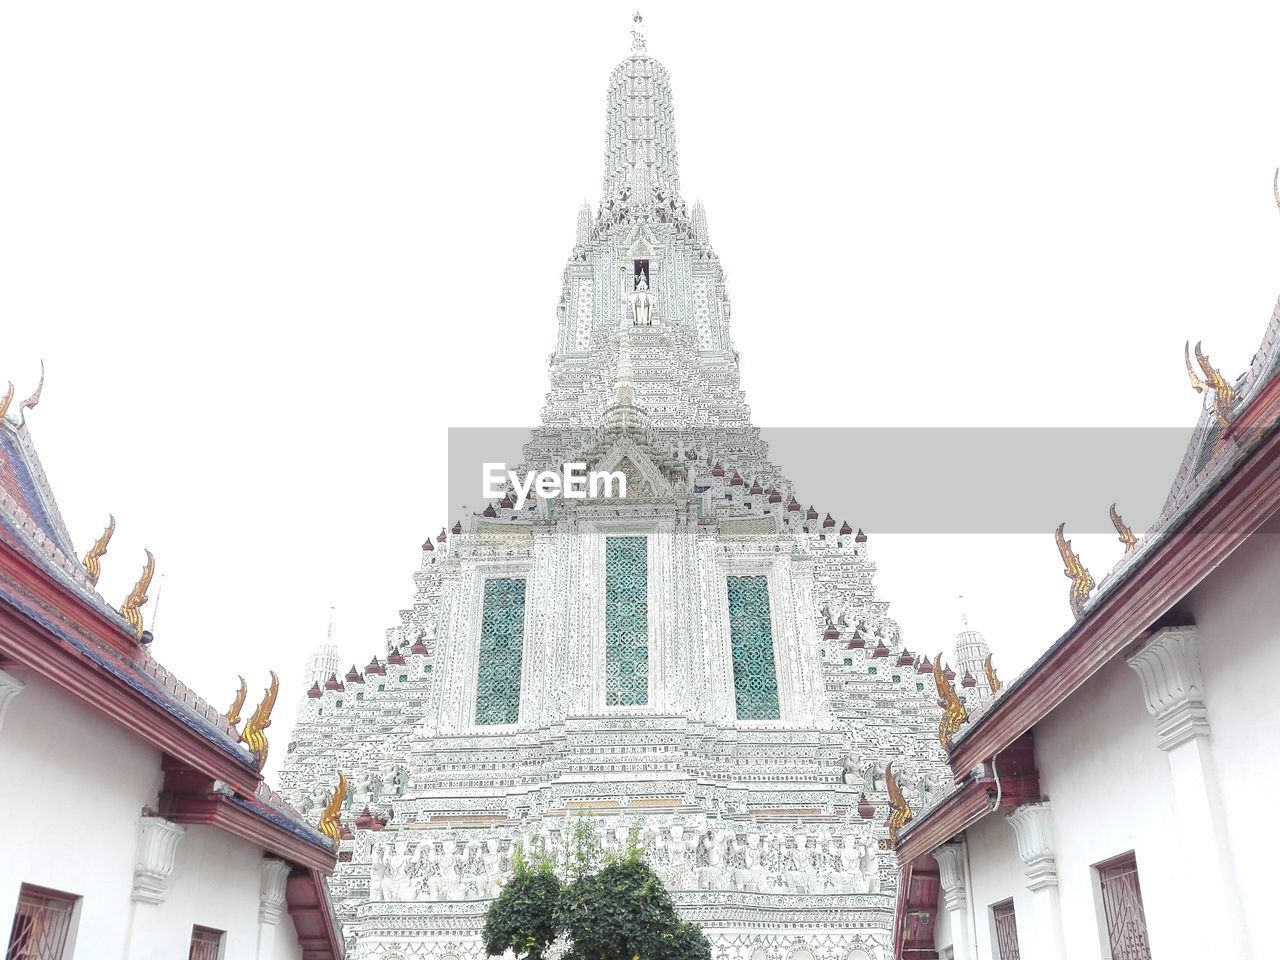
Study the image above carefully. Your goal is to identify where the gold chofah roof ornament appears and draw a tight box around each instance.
[225,675,249,732]
[18,360,44,426]
[1055,523,1094,620]
[1184,340,1236,429]
[933,654,969,752]
[0,381,13,420]
[120,549,155,641]
[1109,503,1137,553]
[880,762,913,849]
[984,653,1004,696]
[318,772,348,848]
[239,671,279,770]
[82,515,115,587]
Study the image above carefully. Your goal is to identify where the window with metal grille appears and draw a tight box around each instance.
[725,576,780,719]
[474,577,527,724]
[605,537,648,705]
[991,899,1020,960]
[188,925,224,960]
[1097,853,1152,960]
[5,885,77,960]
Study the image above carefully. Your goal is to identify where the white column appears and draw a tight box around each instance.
[1007,802,1065,960]
[0,668,25,733]
[932,843,971,960]
[1127,626,1252,959]
[256,858,293,960]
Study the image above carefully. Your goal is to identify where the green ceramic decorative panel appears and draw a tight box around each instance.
[475,578,527,725]
[726,576,780,720]
[606,537,649,706]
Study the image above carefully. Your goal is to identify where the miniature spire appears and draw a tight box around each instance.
[575,202,592,246]
[691,200,708,241]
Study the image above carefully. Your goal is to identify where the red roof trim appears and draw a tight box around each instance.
[948,421,1280,776]
[160,788,335,874]
[287,869,346,960]
[0,568,260,795]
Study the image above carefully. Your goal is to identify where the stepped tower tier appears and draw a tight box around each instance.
[281,19,957,960]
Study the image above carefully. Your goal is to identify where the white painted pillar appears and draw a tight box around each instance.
[932,843,971,960]
[0,668,25,733]
[1007,802,1065,960]
[256,858,293,960]
[122,816,186,959]
[1127,626,1252,959]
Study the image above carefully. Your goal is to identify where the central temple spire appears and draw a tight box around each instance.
[602,13,681,205]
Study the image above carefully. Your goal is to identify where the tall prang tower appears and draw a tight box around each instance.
[282,17,992,960]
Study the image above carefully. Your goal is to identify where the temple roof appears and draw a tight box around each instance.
[0,401,339,881]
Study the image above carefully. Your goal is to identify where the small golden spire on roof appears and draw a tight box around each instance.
[82,515,115,586]
[1055,523,1094,620]
[18,360,44,426]
[239,671,279,770]
[120,549,155,641]
[225,675,248,731]
[1185,340,1236,429]
[983,653,1004,695]
[0,381,13,421]
[880,762,913,849]
[318,772,348,848]
[1109,503,1137,553]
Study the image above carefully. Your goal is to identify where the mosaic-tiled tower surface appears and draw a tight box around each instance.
[281,18,994,960]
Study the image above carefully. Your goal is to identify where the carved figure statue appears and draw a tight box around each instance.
[630,274,653,326]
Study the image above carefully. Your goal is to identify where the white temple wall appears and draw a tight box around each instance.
[0,672,303,960]
[0,670,160,955]
[940,807,1025,960]
[932,655,1179,960]
[137,824,303,960]
[1186,519,1280,959]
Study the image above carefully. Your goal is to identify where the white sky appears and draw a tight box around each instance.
[2,3,1279,775]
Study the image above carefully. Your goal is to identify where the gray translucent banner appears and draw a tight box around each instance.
[445,426,1223,534]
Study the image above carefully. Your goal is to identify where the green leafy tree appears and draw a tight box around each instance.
[482,825,711,960]
[483,846,564,960]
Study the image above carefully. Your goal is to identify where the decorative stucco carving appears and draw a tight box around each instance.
[1127,625,1210,751]
[1007,802,1058,892]
[132,816,186,904]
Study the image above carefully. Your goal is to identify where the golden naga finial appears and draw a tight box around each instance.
[1185,340,1236,429]
[225,675,248,730]
[1109,503,1137,553]
[983,653,1004,695]
[1055,523,1094,620]
[0,381,13,421]
[880,762,914,849]
[18,360,44,426]
[239,671,280,770]
[120,549,155,641]
[318,772,348,848]
[82,515,116,586]
[933,654,969,751]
